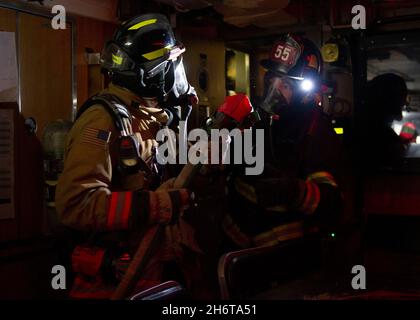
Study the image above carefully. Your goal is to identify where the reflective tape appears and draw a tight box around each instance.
[112,54,123,65]
[142,47,171,61]
[107,192,132,230]
[128,19,157,30]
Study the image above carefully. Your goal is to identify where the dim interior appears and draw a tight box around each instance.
[368,31,420,155]
[2,0,420,301]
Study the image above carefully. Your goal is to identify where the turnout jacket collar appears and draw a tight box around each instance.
[105,83,169,125]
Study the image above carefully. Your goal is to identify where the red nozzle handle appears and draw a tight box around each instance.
[217,94,253,123]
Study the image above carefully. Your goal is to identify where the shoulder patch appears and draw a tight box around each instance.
[81,127,111,148]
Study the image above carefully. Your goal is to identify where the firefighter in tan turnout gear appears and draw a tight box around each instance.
[56,14,200,299]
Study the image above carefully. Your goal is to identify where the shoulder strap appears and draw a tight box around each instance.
[76,93,132,133]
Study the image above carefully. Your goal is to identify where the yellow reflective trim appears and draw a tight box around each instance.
[128,19,157,30]
[142,47,171,61]
[307,171,332,181]
[334,127,344,135]
[112,54,123,65]
[307,171,338,188]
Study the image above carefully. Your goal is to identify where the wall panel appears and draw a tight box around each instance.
[0,6,16,32]
[0,8,18,242]
[75,16,116,107]
[19,12,73,137]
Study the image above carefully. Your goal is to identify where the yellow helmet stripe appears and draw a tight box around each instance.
[142,46,171,61]
[112,54,123,65]
[128,19,157,30]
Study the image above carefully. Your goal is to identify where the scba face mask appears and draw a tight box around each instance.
[260,71,320,115]
[137,59,172,99]
[260,75,295,114]
[171,55,191,99]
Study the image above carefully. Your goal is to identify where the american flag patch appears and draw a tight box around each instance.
[81,127,111,148]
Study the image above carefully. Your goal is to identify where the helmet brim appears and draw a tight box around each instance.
[260,59,304,81]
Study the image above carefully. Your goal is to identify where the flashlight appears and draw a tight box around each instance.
[301,79,314,92]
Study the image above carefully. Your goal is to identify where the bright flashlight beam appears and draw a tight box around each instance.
[301,79,314,92]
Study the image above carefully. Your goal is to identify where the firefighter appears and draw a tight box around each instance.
[358,73,409,168]
[55,14,201,299]
[222,34,342,249]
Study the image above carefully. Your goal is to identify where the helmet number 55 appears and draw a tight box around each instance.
[274,45,291,62]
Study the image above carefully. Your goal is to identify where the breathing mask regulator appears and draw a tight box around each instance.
[259,34,323,116]
[161,54,197,126]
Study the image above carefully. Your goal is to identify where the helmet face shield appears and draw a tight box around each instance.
[138,61,170,98]
[101,42,136,72]
[102,42,186,99]
[101,14,194,102]
[172,56,190,98]
[142,58,169,79]
[117,27,176,63]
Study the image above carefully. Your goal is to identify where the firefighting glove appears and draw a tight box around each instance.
[255,177,305,211]
[146,189,191,226]
[131,177,191,227]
